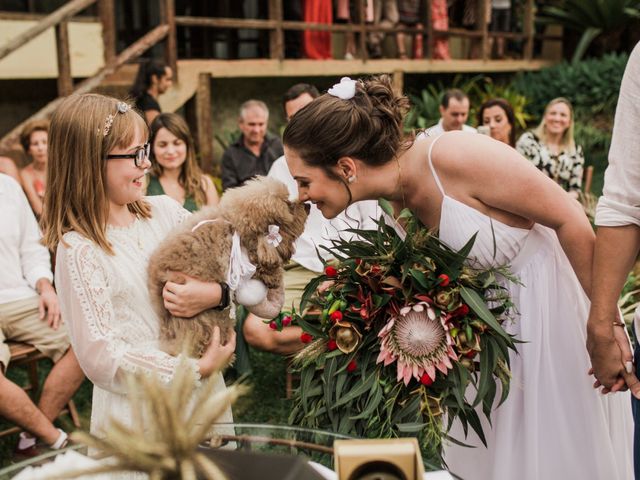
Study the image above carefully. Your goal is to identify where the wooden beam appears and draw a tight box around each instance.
[161,0,178,81]
[268,0,284,60]
[0,25,169,150]
[523,0,535,60]
[425,0,433,59]
[358,0,367,60]
[98,0,116,65]
[195,73,213,173]
[0,11,98,22]
[479,0,489,60]
[392,70,404,96]
[0,0,96,60]
[55,21,73,97]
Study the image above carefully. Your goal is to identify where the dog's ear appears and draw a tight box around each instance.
[255,235,282,268]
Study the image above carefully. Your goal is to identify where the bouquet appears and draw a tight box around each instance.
[285,201,518,464]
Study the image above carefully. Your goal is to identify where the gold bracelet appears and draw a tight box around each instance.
[613,320,626,328]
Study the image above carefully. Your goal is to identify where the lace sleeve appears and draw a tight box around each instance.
[147,195,191,228]
[55,235,200,394]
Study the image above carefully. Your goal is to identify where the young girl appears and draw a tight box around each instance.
[42,94,234,465]
[19,119,49,217]
[282,76,633,479]
[147,113,219,212]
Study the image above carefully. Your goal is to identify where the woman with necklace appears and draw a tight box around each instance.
[283,76,633,479]
[19,119,49,217]
[516,98,585,199]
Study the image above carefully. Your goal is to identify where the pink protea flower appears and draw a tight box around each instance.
[377,302,458,386]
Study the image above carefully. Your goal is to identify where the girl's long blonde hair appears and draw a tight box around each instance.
[42,93,151,255]
[532,97,576,154]
[149,113,207,208]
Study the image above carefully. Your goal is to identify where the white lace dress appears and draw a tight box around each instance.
[55,196,233,476]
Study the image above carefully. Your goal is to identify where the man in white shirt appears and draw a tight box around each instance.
[0,174,84,456]
[241,84,380,354]
[586,42,640,477]
[425,89,477,136]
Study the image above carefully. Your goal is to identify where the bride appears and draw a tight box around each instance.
[282,76,633,479]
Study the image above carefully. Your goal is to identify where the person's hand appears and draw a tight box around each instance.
[162,272,221,318]
[37,280,61,330]
[612,322,640,398]
[197,327,236,378]
[586,323,626,391]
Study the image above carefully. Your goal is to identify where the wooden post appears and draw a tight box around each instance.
[523,0,534,60]
[358,0,367,60]
[392,70,404,96]
[479,0,489,61]
[98,0,115,65]
[425,0,433,59]
[55,21,73,96]
[268,0,284,60]
[195,73,213,174]
[161,0,178,80]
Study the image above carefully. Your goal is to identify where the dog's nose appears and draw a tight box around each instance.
[303,202,311,214]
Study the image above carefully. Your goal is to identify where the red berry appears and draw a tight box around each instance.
[420,373,433,386]
[327,339,338,351]
[269,321,277,330]
[355,258,362,266]
[282,316,292,327]
[438,274,450,287]
[465,350,476,359]
[347,359,358,372]
[455,304,470,317]
[300,333,313,344]
[325,266,338,278]
[330,311,343,322]
[370,265,381,275]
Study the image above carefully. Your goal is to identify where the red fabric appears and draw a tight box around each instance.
[303,0,332,59]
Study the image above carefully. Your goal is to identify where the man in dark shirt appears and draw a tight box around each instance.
[130,60,173,125]
[221,100,284,191]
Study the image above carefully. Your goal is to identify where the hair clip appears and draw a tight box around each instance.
[328,77,357,100]
[102,101,131,136]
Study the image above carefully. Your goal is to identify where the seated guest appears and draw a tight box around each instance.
[221,100,283,191]
[426,89,477,136]
[477,98,517,147]
[130,59,173,125]
[147,113,219,212]
[0,173,84,457]
[241,83,380,354]
[0,155,20,183]
[19,120,49,218]
[516,97,584,198]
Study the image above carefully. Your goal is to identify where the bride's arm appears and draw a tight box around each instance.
[435,132,595,297]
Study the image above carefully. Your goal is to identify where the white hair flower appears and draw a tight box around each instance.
[328,77,357,100]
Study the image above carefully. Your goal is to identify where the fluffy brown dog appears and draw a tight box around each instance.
[148,176,308,357]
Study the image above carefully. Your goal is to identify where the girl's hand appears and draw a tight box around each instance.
[197,327,236,377]
[162,271,222,318]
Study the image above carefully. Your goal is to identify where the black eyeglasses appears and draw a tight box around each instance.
[106,142,150,167]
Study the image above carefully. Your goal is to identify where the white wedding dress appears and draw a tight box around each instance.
[421,139,634,479]
[55,196,233,479]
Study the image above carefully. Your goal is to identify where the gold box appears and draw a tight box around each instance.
[334,438,426,480]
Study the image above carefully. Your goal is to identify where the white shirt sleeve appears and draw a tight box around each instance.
[55,235,199,394]
[15,177,52,288]
[595,43,640,227]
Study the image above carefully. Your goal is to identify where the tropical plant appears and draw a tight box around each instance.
[472,79,534,130]
[537,0,640,63]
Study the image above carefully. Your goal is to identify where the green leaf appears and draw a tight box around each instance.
[378,198,394,216]
[460,286,514,346]
[397,422,428,433]
[350,381,383,420]
[333,373,376,408]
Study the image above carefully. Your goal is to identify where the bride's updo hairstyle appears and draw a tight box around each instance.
[283,75,412,176]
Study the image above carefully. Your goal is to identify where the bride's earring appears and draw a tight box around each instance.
[348,175,357,184]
